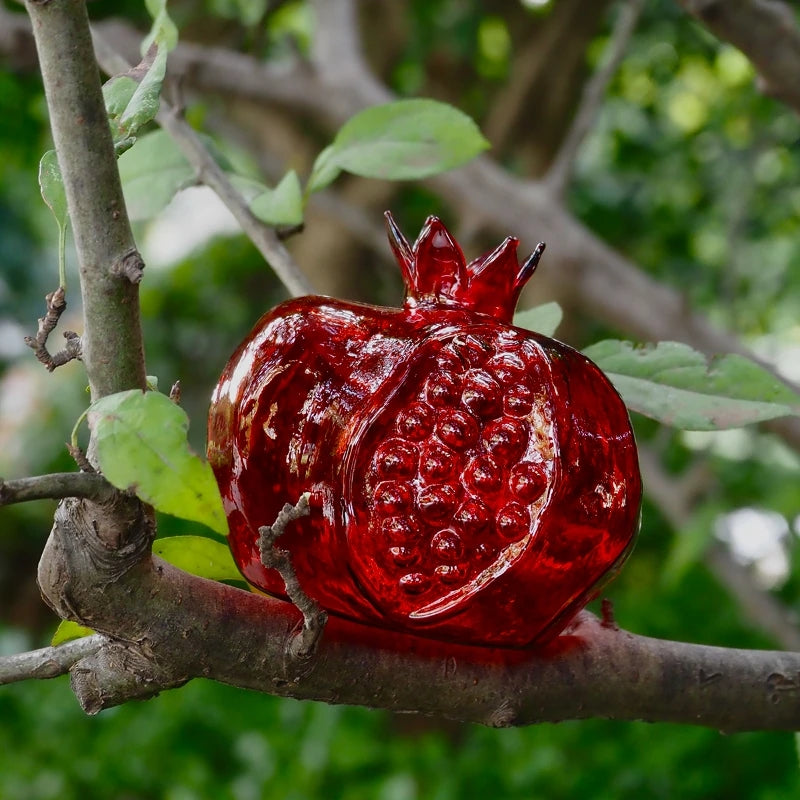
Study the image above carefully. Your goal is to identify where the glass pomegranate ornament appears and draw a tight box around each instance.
[207,212,641,648]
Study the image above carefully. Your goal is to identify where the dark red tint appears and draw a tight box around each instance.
[207,212,642,648]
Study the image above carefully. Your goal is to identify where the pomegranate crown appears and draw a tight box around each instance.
[385,211,545,322]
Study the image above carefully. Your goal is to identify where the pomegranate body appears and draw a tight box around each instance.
[208,214,641,647]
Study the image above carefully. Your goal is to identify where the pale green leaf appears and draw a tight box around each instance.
[51,620,94,647]
[249,170,303,226]
[103,75,138,120]
[514,301,563,337]
[118,130,195,220]
[306,145,342,194]
[583,340,800,430]
[153,536,242,581]
[118,46,168,136]
[89,390,228,535]
[227,173,269,202]
[324,99,489,181]
[142,0,178,53]
[38,150,67,227]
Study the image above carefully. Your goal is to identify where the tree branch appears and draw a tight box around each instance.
[545,0,646,197]
[31,497,800,730]
[0,635,106,685]
[676,0,800,116]
[0,472,116,506]
[24,0,147,401]
[156,105,314,298]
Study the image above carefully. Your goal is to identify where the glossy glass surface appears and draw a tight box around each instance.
[207,214,642,648]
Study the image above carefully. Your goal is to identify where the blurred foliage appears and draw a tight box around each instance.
[1,0,800,796]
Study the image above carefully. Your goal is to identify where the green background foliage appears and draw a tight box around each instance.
[1,0,800,796]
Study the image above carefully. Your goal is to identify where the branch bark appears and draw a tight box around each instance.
[29,495,800,731]
[0,634,106,685]
[0,472,115,506]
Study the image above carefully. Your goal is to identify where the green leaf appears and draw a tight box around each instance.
[51,620,94,647]
[583,340,800,430]
[38,150,67,227]
[514,301,563,337]
[306,145,342,194]
[103,76,138,120]
[118,130,195,220]
[89,390,228,535]
[153,536,242,581]
[322,99,489,181]
[249,170,303,226]
[142,0,178,53]
[118,46,168,137]
[38,150,69,287]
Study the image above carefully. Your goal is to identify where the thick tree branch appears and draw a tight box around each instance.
[0,472,115,506]
[0,634,107,685]
[28,496,800,730]
[676,0,800,116]
[24,0,146,400]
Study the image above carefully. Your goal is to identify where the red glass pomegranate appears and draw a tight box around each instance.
[207,212,641,648]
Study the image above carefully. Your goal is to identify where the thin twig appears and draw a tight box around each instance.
[0,472,115,506]
[0,635,107,686]
[545,0,646,198]
[258,493,327,664]
[23,287,82,371]
[89,33,315,299]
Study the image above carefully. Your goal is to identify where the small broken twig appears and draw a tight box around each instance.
[258,493,327,665]
[24,286,82,371]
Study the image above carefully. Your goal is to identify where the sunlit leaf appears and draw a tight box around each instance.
[51,620,94,647]
[89,390,228,535]
[153,536,242,581]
